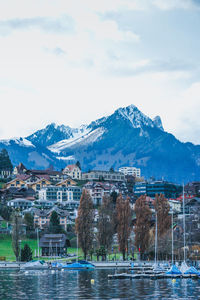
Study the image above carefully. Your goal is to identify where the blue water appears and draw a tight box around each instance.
[0,269,199,299]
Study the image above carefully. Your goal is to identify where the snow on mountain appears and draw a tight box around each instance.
[116,104,156,129]
[48,127,105,154]
[0,137,35,148]
[56,156,75,161]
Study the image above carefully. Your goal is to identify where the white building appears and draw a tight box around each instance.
[168,199,181,213]
[82,170,125,182]
[7,198,33,210]
[119,166,141,177]
[39,186,73,203]
[63,164,81,180]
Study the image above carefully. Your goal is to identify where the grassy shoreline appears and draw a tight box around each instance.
[0,235,83,261]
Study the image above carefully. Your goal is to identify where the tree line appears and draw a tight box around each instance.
[76,190,172,261]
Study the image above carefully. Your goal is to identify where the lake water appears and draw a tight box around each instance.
[0,269,199,299]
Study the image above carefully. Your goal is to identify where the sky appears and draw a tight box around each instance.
[0,0,200,144]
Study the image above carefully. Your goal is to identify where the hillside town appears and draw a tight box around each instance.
[0,148,200,263]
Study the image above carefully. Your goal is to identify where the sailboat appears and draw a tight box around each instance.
[166,185,199,277]
[62,234,95,270]
[179,185,199,276]
[165,209,182,276]
[152,213,167,274]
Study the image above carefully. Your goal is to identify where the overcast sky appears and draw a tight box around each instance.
[0,0,200,144]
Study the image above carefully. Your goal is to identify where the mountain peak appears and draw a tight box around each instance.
[115,104,155,129]
[153,116,164,131]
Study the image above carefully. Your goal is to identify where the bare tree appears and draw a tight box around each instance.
[12,212,22,261]
[97,195,114,258]
[116,194,132,260]
[134,195,152,259]
[75,189,94,260]
[154,194,171,237]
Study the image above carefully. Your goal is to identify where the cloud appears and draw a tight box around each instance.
[104,57,194,77]
[0,16,74,36]
[44,47,66,56]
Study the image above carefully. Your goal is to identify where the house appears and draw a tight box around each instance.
[34,207,69,230]
[13,163,27,176]
[56,178,77,187]
[39,234,70,256]
[0,169,12,179]
[7,198,34,210]
[84,181,118,206]
[184,197,200,215]
[185,182,200,196]
[82,170,125,182]
[6,178,27,189]
[60,200,80,210]
[26,169,64,183]
[34,200,54,209]
[63,164,81,180]
[29,178,51,192]
[0,186,36,202]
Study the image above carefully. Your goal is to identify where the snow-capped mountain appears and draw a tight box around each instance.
[49,127,105,154]
[26,123,74,147]
[1,104,200,182]
[0,137,35,148]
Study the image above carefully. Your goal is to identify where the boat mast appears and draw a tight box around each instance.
[183,184,186,262]
[76,233,78,263]
[171,209,174,265]
[154,212,158,266]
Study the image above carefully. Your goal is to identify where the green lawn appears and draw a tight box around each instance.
[0,235,136,262]
[0,235,84,261]
[0,235,39,261]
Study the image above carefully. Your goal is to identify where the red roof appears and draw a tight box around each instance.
[65,164,77,171]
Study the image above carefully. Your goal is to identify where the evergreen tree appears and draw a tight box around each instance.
[75,189,94,260]
[134,195,152,259]
[49,211,62,233]
[24,213,34,231]
[0,149,13,172]
[21,244,33,262]
[76,161,81,170]
[116,195,132,260]
[110,191,118,205]
[109,166,114,172]
[0,205,12,221]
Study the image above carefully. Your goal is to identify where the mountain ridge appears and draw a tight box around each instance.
[0,104,199,183]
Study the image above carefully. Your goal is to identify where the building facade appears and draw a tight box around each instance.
[7,198,33,210]
[34,208,69,230]
[82,170,125,182]
[119,166,141,177]
[84,181,119,206]
[39,234,70,256]
[63,164,81,180]
[39,186,82,202]
[134,180,182,199]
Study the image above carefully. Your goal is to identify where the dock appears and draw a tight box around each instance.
[108,273,200,280]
